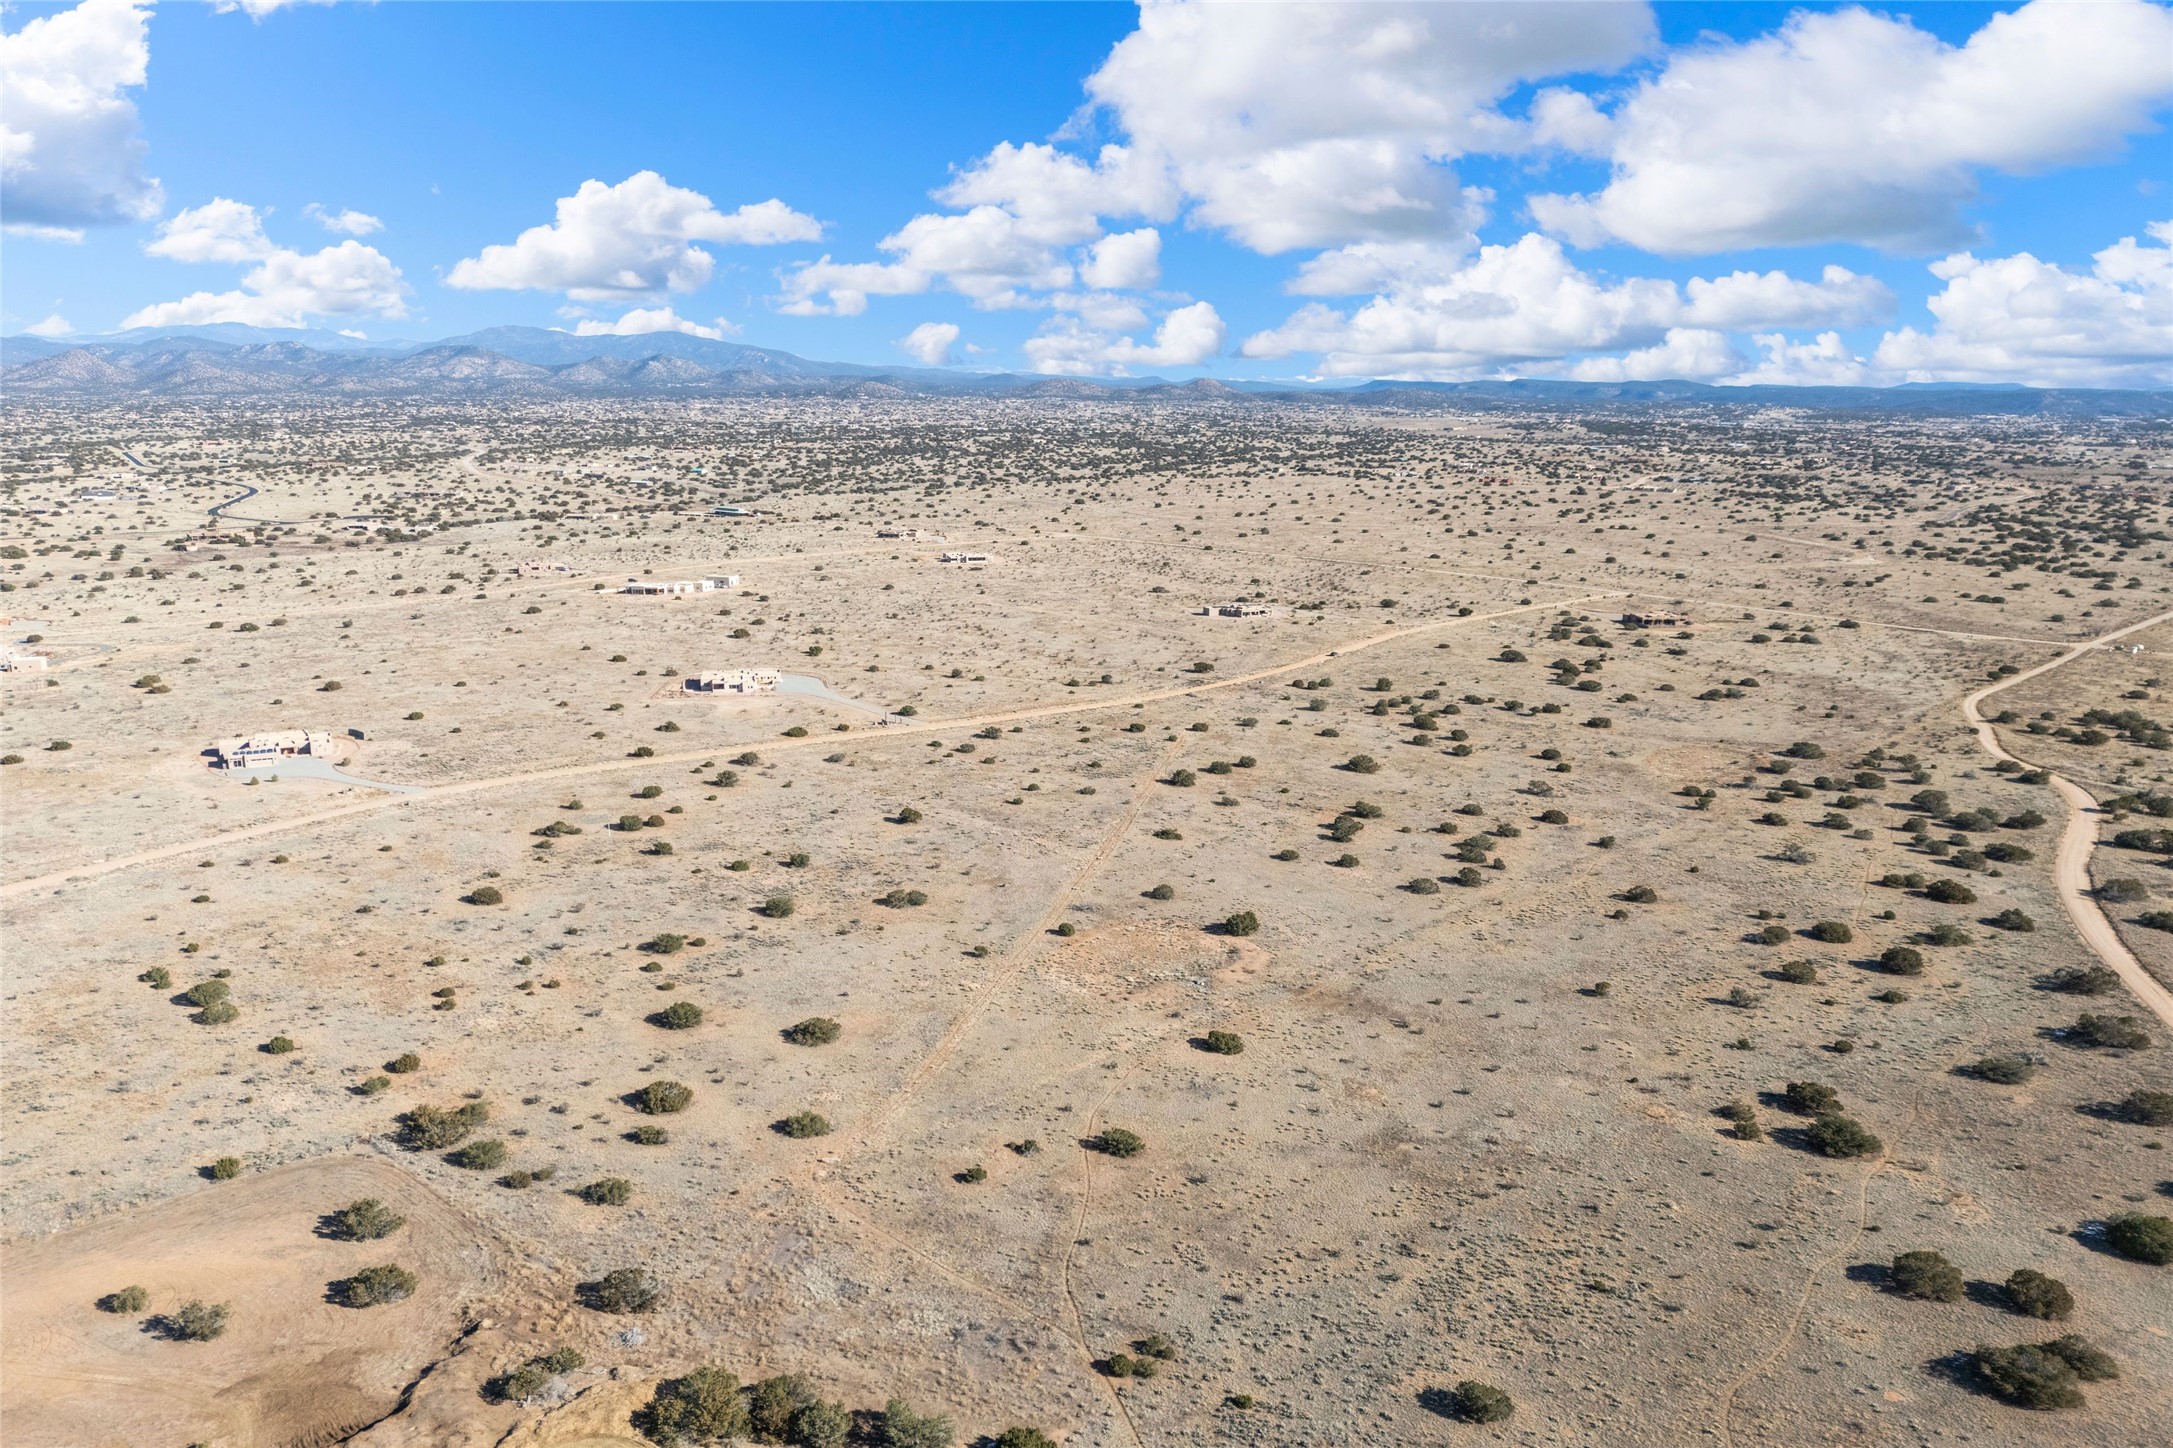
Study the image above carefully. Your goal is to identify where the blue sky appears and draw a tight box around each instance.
[3,0,2168,385]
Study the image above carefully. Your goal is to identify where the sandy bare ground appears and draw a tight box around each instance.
[1963,608,2173,1032]
[0,1154,497,1448]
[0,591,1625,902]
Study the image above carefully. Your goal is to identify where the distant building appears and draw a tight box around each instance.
[878,526,946,541]
[213,729,332,768]
[623,574,739,595]
[1620,610,1691,629]
[0,648,50,672]
[686,668,779,694]
[1202,602,1273,618]
[518,559,578,576]
[709,506,758,518]
[938,551,991,564]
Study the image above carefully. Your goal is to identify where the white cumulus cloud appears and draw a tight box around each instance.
[24,312,74,337]
[1568,328,1740,383]
[1,0,161,235]
[304,202,382,236]
[1025,299,1226,376]
[448,171,822,300]
[1681,266,1893,330]
[571,306,735,341]
[1872,224,2173,387]
[1531,0,2173,254]
[1080,228,1162,290]
[145,197,277,264]
[125,201,409,329]
[897,321,962,366]
[1083,0,1652,253]
[1726,332,1873,388]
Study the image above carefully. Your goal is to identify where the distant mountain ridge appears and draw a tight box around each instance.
[3,324,2167,416]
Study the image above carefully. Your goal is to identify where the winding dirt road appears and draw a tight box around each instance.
[0,591,1626,902]
[1961,608,2173,1032]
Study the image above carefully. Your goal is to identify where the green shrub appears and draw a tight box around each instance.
[791,1398,851,1448]
[1145,883,1175,900]
[209,1156,242,1180]
[490,1347,585,1403]
[450,1139,507,1170]
[644,1366,747,1442]
[2120,1088,2173,1125]
[1776,959,1818,984]
[1891,1249,1963,1301]
[653,1001,704,1029]
[160,1300,229,1341]
[468,885,504,906]
[387,1052,421,1073]
[2071,1014,2151,1049]
[993,1431,1056,1448]
[1878,945,1925,975]
[645,932,686,955]
[1168,768,1197,787]
[398,1100,488,1150]
[747,1372,816,1439]
[1808,920,1853,944]
[589,1267,660,1314]
[139,966,172,989]
[784,1017,843,1046]
[184,979,230,1008]
[779,1111,832,1138]
[2043,965,2118,994]
[1222,909,1260,937]
[1990,908,2036,933]
[1089,1127,1145,1158]
[339,1264,418,1308]
[2005,1269,2075,1320]
[193,999,239,1025]
[2103,1212,2173,1265]
[1923,878,1976,904]
[264,1034,296,1054]
[636,1080,694,1115]
[99,1285,149,1314]
[877,1397,955,1448]
[578,1177,632,1206]
[1964,1054,2036,1084]
[1806,1112,1881,1158]
[1781,1080,1838,1115]
[357,1075,391,1095]
[1621,884,1657,904]
[1970,1343,2081,1409]
[1201,1029,1244,1055]
[629,1125,670,1145]
[1447,1380,1514,1423]
[332,1198,406,1241]
[761,894,796,919]
[1345,754,1380,774]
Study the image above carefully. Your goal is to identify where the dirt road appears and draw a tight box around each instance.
[1961,609,2173,1032]
[1,592,1624,902]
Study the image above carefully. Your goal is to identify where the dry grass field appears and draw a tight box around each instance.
[4,397,2170,1447]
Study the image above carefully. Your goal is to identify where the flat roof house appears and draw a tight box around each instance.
[686,668,779,694]
[213,728,333,768]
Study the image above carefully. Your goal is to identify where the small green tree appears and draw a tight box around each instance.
[762,894,796,919]
[645,1366,748,1443]
[1201,1030,1244,1055]
[1447,1380,1514,1423]
[992,1430,1056,1448]
[1222,909,1260,937]
[2120,1088,2173,1125]
[1891,1250,1964,1301]
[449,1139,507,1171]
[161,1300,229,1341]
[1090,1127,1145,1157]
[208,1155,242,1180]
[99,1285,150,1314]
[2005,1269,2075,1320]
[2103,1212,2173,1265]
[1878,945,1925,975]
[588,1267,659,1314]
[747,1373,816,1439]
[877,1397,955,1448]
[578,1177,633,1206]
[653,1001,704,1029]
[784,1017,843,1046]
[779,1111,832,1138]
[636,1080,693,1115]
[339,1264,418,1307]
[1806,1112,1881,1158]
[1781,1080,1838,1115]
[332,1198,405,1241]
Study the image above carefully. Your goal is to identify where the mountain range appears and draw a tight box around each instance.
[3,325,2166,416]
